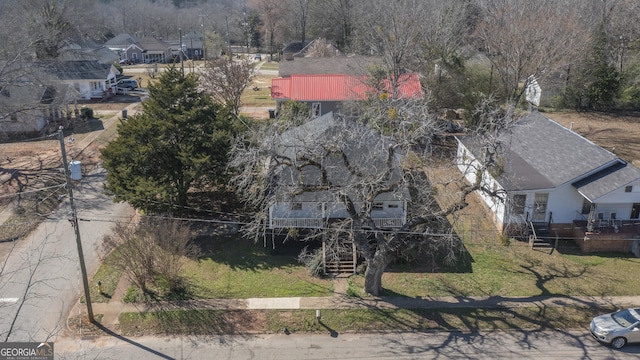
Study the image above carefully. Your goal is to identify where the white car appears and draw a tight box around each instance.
[590,308,640,349]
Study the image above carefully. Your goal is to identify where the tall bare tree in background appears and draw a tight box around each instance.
[310,0,355,50]
[252,0,285,59]
[474,0,585,103]
[200,57,255,115]
[354,0,428,97]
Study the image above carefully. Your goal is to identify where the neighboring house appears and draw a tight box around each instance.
[282,41,308,61]
[268,112,408,230]
[271,73,422,118]
[104,33,140,62]
[281,39,342,60]
[278,56,382,78]
[59,35,121,65]
[181,31,205,60]
[0,80,75,136]
[124,38,171,64]
[456,111,640,253]
[43,60,120,100]
[167,32,204,62]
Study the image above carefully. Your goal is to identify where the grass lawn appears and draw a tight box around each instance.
[117,305,611,335]
[241,74,277,107]
[102,235,333,301]
[260,62,279,71]
[85,250,124,303]
[182,235,333,298]
[349,243,640,298]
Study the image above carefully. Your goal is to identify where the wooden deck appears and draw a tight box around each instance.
[571,220,640,253]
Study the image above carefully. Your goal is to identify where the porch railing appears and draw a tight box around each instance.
[270,217,404,229]
[270,218,324,228]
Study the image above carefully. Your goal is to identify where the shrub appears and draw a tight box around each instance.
[123,286,141,303]
[80,107,94,120]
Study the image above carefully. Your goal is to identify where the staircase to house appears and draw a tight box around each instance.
[528,221,555,252]
[323,239,357,275]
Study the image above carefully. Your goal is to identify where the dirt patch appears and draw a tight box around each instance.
[547,111,640,166]
[0,104,127,257]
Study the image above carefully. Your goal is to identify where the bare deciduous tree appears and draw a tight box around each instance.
[251,0,285,59]
[102,217,198,295]
[200,57,255,115]
[148,218,200,293]
[103,222,155,293]
[353,0,428,97]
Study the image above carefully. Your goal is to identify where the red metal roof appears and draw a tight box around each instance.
[271,73,422,101]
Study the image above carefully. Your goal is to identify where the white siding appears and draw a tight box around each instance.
[596,179,640,204]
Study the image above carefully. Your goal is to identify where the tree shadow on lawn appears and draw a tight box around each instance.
[384,241,474,274]
[194,234,304,272]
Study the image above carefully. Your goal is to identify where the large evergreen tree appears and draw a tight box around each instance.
[101,67,238,213]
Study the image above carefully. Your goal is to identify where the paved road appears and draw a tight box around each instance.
[0,169,134,342]
[55,330,640,359]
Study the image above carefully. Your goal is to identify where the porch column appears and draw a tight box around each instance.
[587,203,596,232]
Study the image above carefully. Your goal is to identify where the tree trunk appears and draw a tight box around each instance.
[363,250,392,296]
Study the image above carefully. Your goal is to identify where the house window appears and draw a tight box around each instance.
[511,194,526,215]
[388,204,398,209]
[317,203,323,211]
[581,199,592,215]
[10,113,17,122]
[290,202,302,211]
[373,202,383,210]
[91,82,101,91]
[625,186,633,193]
[311,103,321,118]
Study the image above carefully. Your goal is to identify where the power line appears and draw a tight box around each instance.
[0,183,66,200]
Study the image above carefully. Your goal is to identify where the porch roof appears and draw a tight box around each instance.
[573,161,640,202]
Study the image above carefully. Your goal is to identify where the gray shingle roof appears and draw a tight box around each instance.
[273,112,407,202]
[104,33,140,48]
[42,60,114,81]
[133,38,170,52]
[573,161,640,201]
[278,56,382,77]
[460,111,632,193]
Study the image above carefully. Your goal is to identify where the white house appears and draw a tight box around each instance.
[0,64,79,137]
[456,111,640,253]
[268,112,408,230]
[43,60,120,100]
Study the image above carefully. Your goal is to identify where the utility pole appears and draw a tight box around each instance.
[199,13,207,66]
[58,130,94,323]
[226,15,231,59]
[179,28,185,77]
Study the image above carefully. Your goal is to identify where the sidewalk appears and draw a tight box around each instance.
[82,275,640,331]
